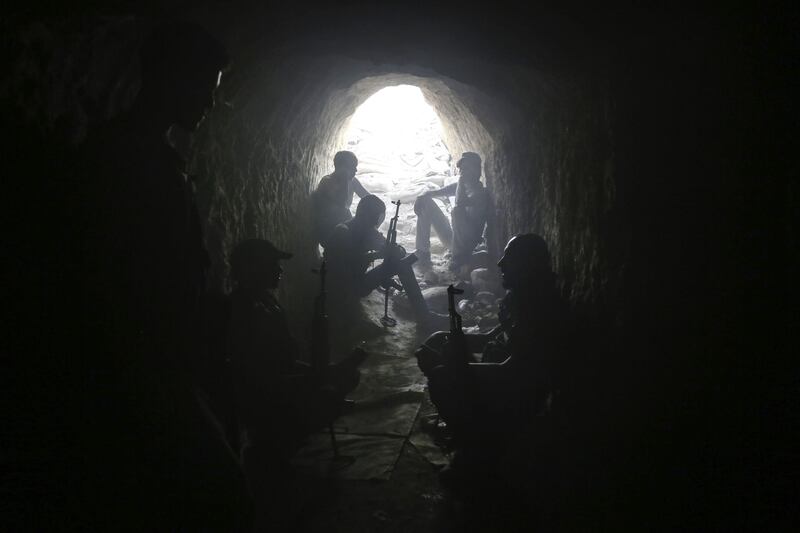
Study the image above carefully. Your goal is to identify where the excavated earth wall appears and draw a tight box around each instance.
[189,47,615,327]
[2,4,791,527]
[2,14,619,328]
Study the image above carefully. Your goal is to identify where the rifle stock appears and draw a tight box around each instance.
[311,259,342,457]
[444,284,471,368]
[447,284,465,335]
[311,260,329,376]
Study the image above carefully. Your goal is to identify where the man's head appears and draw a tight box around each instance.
[457,152,482,183]
[139,21,229,131]
[333,151,358,180]
[354,194,386,228]
[497,233,552,290]
[230,238,293,291]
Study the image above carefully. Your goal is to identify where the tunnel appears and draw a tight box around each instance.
[185,28,621,330]
[2,2,793,531]
[191,65,504,308]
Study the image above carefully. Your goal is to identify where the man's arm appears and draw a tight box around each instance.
[457,186,489,209]
[351,177,370,198]
[457,188,490,233]
[325,224,380,285]
[367,228,388,254]
[420,182,457,199]
[416,329,503,375]
[467,323,504,346]
[323,224,352,265]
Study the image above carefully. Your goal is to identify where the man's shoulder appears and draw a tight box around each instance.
[314,175,342,205]
[82,116,180,176]
[315,174,336,190]
[231,289,283,319]
[471,185,491,209]
[325,222,355,250]
[80,117,132,167]
[329,221,352,238]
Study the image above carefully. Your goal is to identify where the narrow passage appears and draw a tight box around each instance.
[291,259,502,531]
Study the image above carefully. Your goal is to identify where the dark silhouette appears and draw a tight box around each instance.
[227,238,364,530]
[416,234,569,491]
[414,152,490,273]
[379,199,405,326]
[73,21,252,530]
[324,195,444,329]
[310,150,370,247]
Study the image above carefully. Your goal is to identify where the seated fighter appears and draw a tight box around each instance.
[310,150,370,247]
[413,152,490,273]
[415,234,569,485]
[227,238,364,505]
[323,195,443,328]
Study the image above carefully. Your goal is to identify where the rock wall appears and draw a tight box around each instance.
[1,12,621,328]
[188,42,618,330]
[188,52,507,325]
[3,5,791,525]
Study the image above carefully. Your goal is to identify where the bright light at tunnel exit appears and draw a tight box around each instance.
[343,85,454,252]
[347,85,442,150]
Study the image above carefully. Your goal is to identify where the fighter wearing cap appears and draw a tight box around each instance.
[415,234,569,489]
[226,238,362,514]
[413,152,490,273]
[323,195,447,332]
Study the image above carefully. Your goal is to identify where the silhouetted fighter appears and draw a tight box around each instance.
[414,151,490,272]
[416,234,568,486]
[324,195,443,328]
[311,150,370,246]
[76,21,250,530]
[227,239,363,527]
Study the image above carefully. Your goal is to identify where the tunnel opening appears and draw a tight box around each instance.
[308,75,504,332]
[302,70,502,295]
[341,84,455,255]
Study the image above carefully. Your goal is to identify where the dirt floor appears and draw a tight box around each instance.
[281,252,508,532]
[288,286,446,532]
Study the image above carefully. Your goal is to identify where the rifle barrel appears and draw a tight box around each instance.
[446,284,465,335]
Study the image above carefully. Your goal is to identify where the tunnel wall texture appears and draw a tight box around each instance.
[187,42,617,332]
[2,3,793,528]
[1,12,620,328]
[188,53,510,325]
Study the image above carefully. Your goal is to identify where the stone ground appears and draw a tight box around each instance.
[282,254,506,532]
[290,274,449,533]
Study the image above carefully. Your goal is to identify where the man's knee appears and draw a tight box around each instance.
[450,206,472,233]
[427,365,465,417]
[427,365,451,402]
[414,195,435,216]
[416,331,447,374]
[423,331,449,350]
[396,262,417,284]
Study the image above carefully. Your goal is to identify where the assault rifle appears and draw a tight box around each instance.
[311,260,330,372]
[447,284,465,336]
[380,200,403,327]
[430,284,469,428]
[445,284,469,367]
[310,260,339,457]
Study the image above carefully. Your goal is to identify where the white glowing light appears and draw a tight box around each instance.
[348,85,442,155]
[342,84,454,251]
